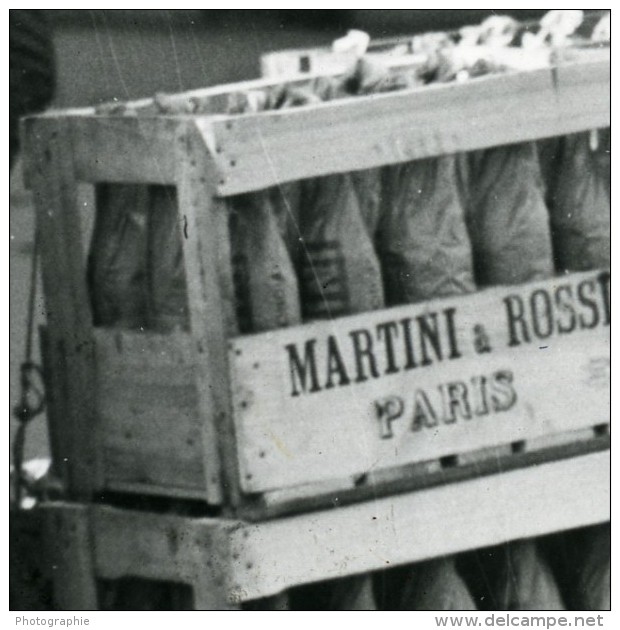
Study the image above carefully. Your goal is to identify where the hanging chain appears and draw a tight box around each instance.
[12,227,46,508]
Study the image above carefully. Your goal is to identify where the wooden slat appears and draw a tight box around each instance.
[230,270,610,493]
[103,480,208,501]
[39,327,67,480]
[242,432,609,521]
[90,506,241,609]
[201,58,609,195]
[229,450,610,600]
[75,182,96,262]
[93,328,205,493]
[42,446,609,605]
[176,121,241,507]
[43,504,99,610]
[25,117,103,498]
[70,116,180,184]
[26,56,609,197]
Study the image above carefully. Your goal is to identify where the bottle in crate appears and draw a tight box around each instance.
[230,192,301,333]
[88,184,149,330]
[146,185,190,333]
[377,155,476,305]
[464,142,554,287]
[548,129,610,273]
[297,174,385,321]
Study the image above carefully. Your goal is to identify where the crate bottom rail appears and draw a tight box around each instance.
[40,449,609,610]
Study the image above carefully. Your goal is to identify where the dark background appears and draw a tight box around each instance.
[47,10,549,107]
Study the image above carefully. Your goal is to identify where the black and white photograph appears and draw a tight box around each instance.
[9,7,611,618]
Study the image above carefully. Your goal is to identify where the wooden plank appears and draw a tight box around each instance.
[230,270,610,493]
[76,183,96,263]
[90,505,241,609]
[229,450,610,600]
[93,328,206,493]
[39,327,67,480]
[243,432,608,520]
[176,121,241,507]
[42,445,609,606]
[104,479,208,501]
[24,117,103,498]
[43,504,99,610]
[70,116,179,184]
[190,521,243,609]
[201,58,609,195]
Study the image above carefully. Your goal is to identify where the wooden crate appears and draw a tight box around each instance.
[23,50,610,519]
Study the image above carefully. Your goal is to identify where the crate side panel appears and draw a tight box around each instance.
[230,270,610,493]
[230,450,610,599]
[70,117,179,184]
[94,329,205,492]
[206,59,610,195]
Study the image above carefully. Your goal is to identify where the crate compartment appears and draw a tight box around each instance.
[229,270,610,495]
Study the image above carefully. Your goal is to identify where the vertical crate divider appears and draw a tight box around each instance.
[175,119,242,509]
[25,117,103,500]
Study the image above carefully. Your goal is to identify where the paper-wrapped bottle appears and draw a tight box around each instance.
[298,173,385,320]
[229,192,301,333]
[493,539,565,610]
[377,155,476,305]
[146,185,190,333]
[88,184,149,329]
[400,558,477,610]
[572,524,610,610]
[548,130,610,273]
[465,142,554,286]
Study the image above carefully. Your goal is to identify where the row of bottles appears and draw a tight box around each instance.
[86,135,609,339]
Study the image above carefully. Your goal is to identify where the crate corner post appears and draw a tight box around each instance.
[42,502,99,610]
[25,115,103,501]
[175,118,242,509]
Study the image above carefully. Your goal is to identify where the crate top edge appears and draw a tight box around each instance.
[24,49,611,127]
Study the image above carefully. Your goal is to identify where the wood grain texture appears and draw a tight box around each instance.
[25,117,103,498]
[43,504,99,610]
[176,121,241,507]
[242,433,608,521]
[86,504,241,609]
[230,450,610,599]
[201,57,609,195]
[70,116,179,184]
[43,449,608,604]
[94,328,205,492]
[230,270,610,493]
[27,55,608,199]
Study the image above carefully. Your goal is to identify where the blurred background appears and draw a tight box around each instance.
[10,9,549,464]
[44,10,550,106]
